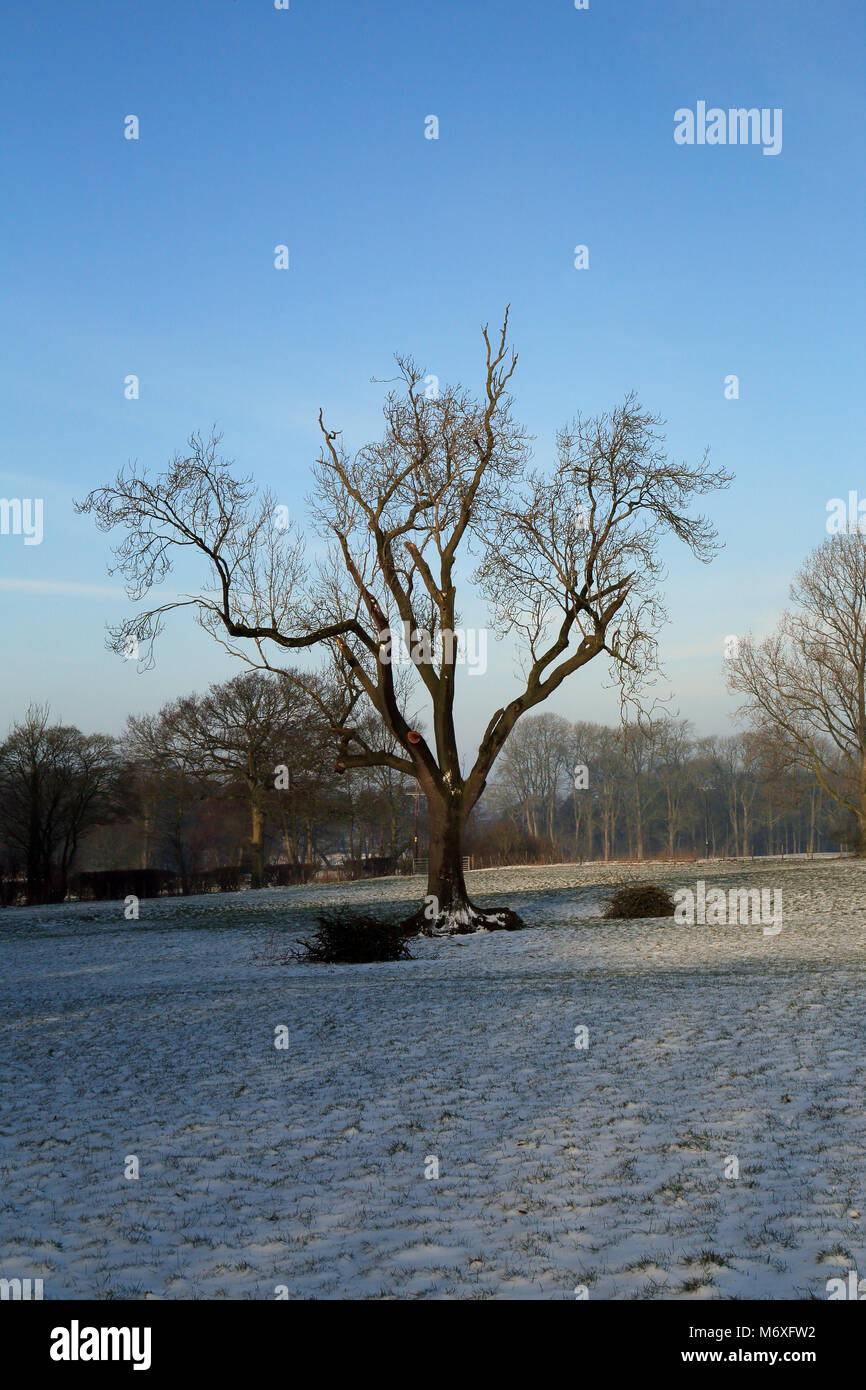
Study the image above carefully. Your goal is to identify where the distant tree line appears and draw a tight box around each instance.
[471,712,852,865]
[0,672,423,906]
[0,679,854,908]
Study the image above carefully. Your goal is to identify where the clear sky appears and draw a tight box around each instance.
[1,0,864,757]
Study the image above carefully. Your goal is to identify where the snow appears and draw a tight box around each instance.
[1,859,865,1300]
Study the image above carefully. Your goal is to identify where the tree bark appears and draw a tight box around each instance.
[401,789,524,935]
[249,798,265,888]
[633,781,644,860]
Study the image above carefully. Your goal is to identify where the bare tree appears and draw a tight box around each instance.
[570,719,602,858]
[78,313,730,932]
[728,534,866,854]
[497,713,571,839]
[619,721,659,860]
[653,717,693,859]
[594,725,628,861]
[0,705,118,902]
[124,707,212,892]
[131,672,318,887]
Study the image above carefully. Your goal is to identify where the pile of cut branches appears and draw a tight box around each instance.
[601,883,676,919]
[292,909,415,963]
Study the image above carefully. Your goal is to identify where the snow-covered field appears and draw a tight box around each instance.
[2,860,865,1300]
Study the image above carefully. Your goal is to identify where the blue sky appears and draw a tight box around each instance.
[1,0,864,756]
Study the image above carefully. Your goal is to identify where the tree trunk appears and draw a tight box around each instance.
[279,804,297,863]
[572,786,582,860]
[26,769,41,904]
[401,789,524,935]
[250,798,265,888]
[427,798,468,919]
[633,782,644,860]
[174,802,189,894]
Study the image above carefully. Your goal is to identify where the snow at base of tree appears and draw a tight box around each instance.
[424,905,509,935]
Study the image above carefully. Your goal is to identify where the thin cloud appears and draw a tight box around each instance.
[0,579,126,599]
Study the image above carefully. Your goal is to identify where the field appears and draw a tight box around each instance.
[1,860,865,1300]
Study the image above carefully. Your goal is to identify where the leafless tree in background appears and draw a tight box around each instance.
[497,712,571,839]
[727,534,866,854]
[653,717,692,859]
[0,705,117,902]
